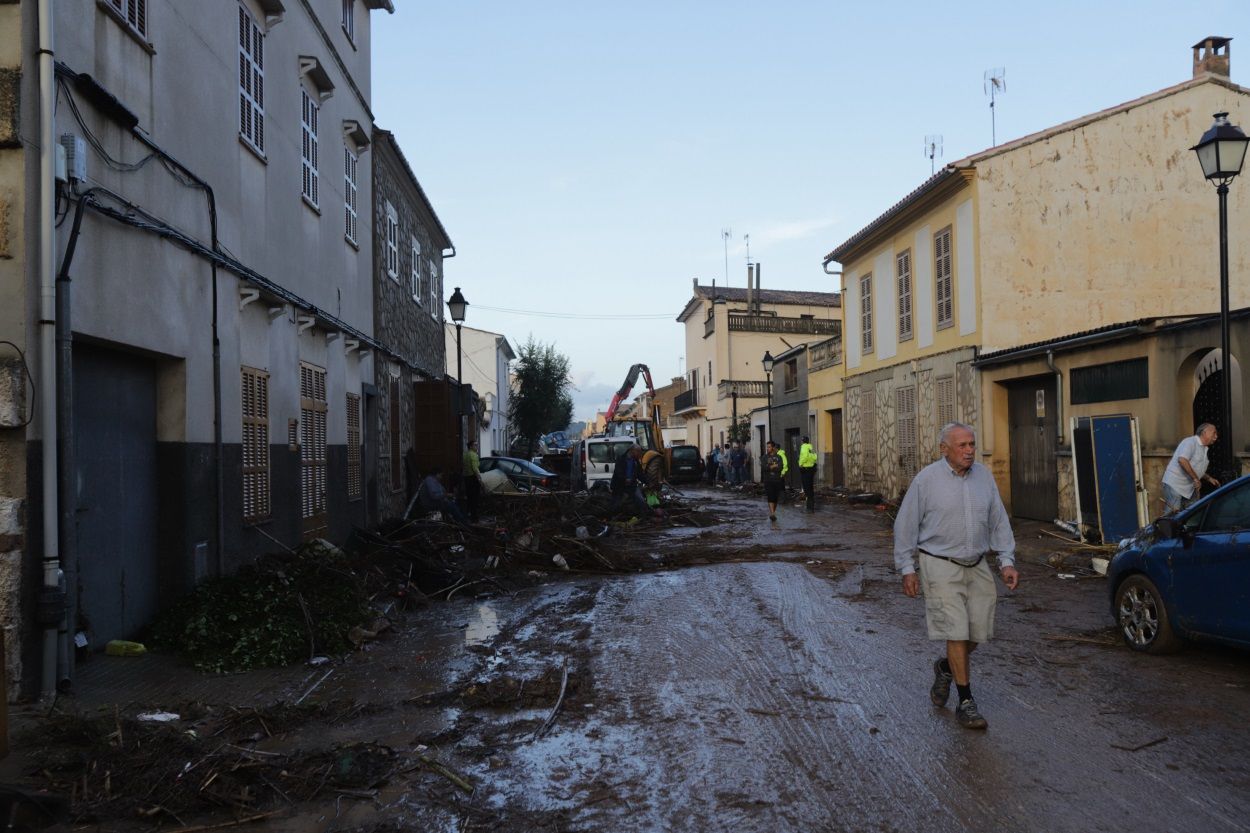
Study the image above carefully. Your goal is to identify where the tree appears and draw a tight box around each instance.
[509,337,574,458]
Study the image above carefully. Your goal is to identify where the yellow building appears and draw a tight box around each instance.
[675,273,840,460]
[823,39,1250,507]
[805,336,845,485]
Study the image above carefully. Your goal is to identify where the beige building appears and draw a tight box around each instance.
[823,39,1250,509]
[675,274,840,459]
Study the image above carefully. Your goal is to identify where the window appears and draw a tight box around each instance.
[936,376,955,428]
[384,202,398,279]
[784,359,798,392]
[410,238,423,303]
[346,393,361,499]
[935,227,953,329]
[860,273,873,352]
[897,249,913,341]
[299,363,328,526]
[341,0,355,42]
[105,0,148,40]
[343,146,358,245]
[238,5,265,155]
[428,259,440,318]
[861,389,877,478]
[1201,483,1250,531]
[1071,357,1149,404]
[301,89,320,207]
[241,367,270,522]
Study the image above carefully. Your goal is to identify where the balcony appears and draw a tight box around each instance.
[673,388,701,413]
[717,380,769,400]
[808,337,843,370]
[727,314,836,335]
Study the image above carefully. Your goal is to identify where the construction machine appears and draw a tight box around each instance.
[573,364,669,490]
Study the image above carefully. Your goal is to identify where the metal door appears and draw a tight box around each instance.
[829,409,844,486]
[1007,379,1058,521]
[1089,415,1147,542]
[74,346,159,643]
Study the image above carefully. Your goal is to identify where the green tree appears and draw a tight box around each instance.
[509,337,574,458]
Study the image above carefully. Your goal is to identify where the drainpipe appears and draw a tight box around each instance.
[37,0,61,699]
[1046,349,1064,445]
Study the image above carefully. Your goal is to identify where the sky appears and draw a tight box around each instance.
[372,1,1250,421]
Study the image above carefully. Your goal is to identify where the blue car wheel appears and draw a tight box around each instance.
[1114,574,1182,654]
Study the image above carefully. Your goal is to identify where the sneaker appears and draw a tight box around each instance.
[769,514,777,521]
[956,698,988,730]
[930,659,953,707]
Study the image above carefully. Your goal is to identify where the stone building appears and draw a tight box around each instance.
[0,0,393,699]
[371,129,453,521]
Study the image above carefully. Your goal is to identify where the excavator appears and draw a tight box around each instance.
[573,364,668,491]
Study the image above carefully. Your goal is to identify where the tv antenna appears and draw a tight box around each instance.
[984,68,1006,146]
[721,228,732,287]
[744,233,751,265]
[924,134,944,174]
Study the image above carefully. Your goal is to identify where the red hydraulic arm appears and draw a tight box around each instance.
[604,364,655,423]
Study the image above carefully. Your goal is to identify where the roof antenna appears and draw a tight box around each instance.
[924,134,944,175]
[721,228,732,287]
[983,68,1006,146]
[743,233,751,266]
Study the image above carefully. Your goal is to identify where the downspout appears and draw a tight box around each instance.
[37,0,61,699]
[55,195,91,690]
[1045,349,1064,445]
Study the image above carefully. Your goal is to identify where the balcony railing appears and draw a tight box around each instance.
[674,388,700,411]
[808,337,843,370]
[717,380,769,400]
[727,314,836,335]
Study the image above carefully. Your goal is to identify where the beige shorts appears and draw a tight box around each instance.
[919,553,998,643]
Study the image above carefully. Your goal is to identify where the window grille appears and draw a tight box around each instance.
[301,89,320,207]
[410,238,423,303]
[238,5,265,155]
[385,202,399,279]
[241,367,270,521]
[106,0,147,39]
[389,377,402,491]
[897,249,913,341]
[860,274,873,352]
[346,392,361,499]
[936,376,955,428]
[299,363,328,523]
[343,146,358,244]
[935,227,953,329]
[897,385,917,482]
[341,0,355,42]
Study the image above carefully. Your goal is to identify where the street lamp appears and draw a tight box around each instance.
[447,286,468,388]
[762,350,775,449]
[1192,112,1249,478]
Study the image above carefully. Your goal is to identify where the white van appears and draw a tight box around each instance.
[574,437,639,492]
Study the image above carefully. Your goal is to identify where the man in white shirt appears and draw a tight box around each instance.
[1161,423,1220,514]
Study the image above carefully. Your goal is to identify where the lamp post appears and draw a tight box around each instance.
[447,286,468,388]
[762,350,775,449]
[1192,112,1249,477]
[731,384,739,443]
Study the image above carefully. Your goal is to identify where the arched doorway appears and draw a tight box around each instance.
[1190,349,1244,479]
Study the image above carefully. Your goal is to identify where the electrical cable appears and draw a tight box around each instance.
[0,340,36,428]
[472,304,671,320]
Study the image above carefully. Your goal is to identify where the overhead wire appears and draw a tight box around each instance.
[472,304,671,321]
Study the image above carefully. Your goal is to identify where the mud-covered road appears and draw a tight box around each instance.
[12,488,1250,832]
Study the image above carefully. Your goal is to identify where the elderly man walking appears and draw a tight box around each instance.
[893,422,1019,730]
[1161,423,1221,515]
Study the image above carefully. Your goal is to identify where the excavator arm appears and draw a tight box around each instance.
[604,363,655,424]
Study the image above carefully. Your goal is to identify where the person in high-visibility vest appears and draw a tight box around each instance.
[762,440,788,522]
[798,435,818,512]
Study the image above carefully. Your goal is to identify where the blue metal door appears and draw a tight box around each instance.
[1090,416,1139,542]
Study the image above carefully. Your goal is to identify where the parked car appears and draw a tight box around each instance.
[538,431,572,455]
[479,456,559,491]
[668,444,704,484]
[573,437,638,492]
[1108,473,1250,654]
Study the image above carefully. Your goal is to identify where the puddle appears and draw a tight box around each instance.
[466,603,501,647]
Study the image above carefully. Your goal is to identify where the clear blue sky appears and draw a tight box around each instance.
[373,1,1249,421]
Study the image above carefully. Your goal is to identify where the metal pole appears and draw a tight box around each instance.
[1218,182,1235,477]
[731,388,738,441]
[455,322,463,389]
[766,379,773,447]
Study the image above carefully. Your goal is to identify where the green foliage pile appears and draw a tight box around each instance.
[151,542,370,673]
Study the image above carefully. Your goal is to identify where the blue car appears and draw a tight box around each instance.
[1108,473,1250,653]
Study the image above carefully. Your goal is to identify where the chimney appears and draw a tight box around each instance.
[1193,36,1231,79]
[754,262,762,314]
[746,264,754,313]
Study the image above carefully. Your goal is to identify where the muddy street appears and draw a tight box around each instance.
[10,489,1250,832]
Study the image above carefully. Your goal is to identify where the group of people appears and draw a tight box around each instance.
[705,443,751,486]
[413,440,486,526]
